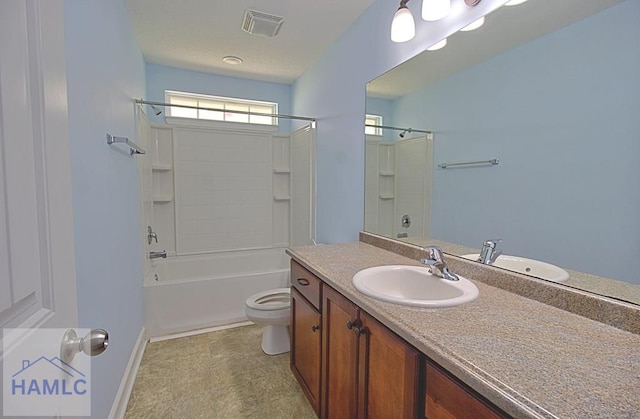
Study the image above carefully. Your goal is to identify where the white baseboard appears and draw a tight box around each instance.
[108,327,148,419]
[149,320,253,343]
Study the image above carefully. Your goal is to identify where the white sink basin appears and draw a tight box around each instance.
[462,254,570,283]
[352,265,479,308]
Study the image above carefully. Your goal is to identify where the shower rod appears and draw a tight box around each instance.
[365,124,432,135]
[135,99,316,122]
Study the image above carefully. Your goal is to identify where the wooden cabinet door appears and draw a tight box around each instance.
[358,311,421,419]
[322,285,360,419]
[291,287,322,415]
[425,361,507,419]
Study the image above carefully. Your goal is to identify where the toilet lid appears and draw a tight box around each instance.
[246,287,291,311]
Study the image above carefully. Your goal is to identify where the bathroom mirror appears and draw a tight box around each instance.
[364,0,640,305]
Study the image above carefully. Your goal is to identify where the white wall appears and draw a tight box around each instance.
[173,127,275,253]
[64,0,145,416]
[291,0,508,244]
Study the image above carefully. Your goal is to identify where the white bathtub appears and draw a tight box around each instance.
[143,248,290,338]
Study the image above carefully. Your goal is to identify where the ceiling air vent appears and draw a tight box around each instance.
[241,9,285,38]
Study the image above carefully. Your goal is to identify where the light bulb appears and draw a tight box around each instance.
[505,0,528,5]
[422,0,451,22]
[391,6,416,43]
[427,38,447,51]
[460,16,485,32]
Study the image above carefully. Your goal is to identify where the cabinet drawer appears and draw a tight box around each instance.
[425,361,507,419]
[291,260,322,310]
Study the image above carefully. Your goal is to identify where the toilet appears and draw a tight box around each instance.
[245,287,291,355]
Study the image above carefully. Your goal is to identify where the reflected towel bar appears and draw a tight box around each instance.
[438,158,499,169]
[106,133,146,156]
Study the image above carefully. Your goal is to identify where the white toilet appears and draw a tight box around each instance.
[245,287,291,355]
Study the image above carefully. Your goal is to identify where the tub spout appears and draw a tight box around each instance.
[149,250,167,259]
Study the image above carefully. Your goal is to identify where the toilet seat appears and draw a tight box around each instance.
[246,287,290,311]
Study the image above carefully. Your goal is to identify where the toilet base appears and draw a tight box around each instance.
[261,324,290,355]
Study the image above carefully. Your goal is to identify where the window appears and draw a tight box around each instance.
[165,90,278,126]
[365,114,383,136]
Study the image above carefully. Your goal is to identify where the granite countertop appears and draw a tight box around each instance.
[286,242,640,419]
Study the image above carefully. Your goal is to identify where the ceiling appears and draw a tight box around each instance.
[124,0,375,84]
[367,0,622,99]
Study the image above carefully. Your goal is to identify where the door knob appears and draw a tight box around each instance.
[60,328,109,363]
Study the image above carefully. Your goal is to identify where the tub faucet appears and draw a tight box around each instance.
[478,239,502,265]
[421,246,459,281]
[149,250,167,260]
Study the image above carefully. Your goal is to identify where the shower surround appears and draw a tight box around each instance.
[136,108,315,337]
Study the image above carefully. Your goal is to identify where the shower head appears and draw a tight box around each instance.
[399,128,412,138]
[150,104,162,116]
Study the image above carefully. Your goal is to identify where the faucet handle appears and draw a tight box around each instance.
[421,246,445,265]
[479,239,503,264]
[482,239,502,249]
[421,247,459,281]
[147,226,158,244]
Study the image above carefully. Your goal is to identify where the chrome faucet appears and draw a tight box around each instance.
[149,250,167,259]
[478,239,502,265]
[421,246,459,281]
[147,226,158,245]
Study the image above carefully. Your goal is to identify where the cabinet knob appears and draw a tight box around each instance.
[296,278,310,286]
[311,324,320,332]
[346,320,355,330]
[354,327,366,337]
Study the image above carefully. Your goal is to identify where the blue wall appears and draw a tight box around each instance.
[292,0,508,244]
[146,63,292,132]
[392,1,640,283]
[365,97,394,141]
[64,0,145,415]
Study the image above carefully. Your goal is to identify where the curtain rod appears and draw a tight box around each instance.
[365,124,432,134]
[135,99,316,122]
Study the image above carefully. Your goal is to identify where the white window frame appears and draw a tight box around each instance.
[164,90,279,128]
[365,114,383,136]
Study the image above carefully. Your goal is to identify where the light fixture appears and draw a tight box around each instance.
[422,0,450,22]
[391,0,416,43]
[390,0,482,42]
[460,16,484,31]
[222,56,243,65]
[427,38,447,51]
[505,0,528,5]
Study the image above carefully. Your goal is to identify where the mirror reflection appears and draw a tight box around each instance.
[365,0,640,304]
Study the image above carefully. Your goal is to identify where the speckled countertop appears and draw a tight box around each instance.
[286,242,640,419]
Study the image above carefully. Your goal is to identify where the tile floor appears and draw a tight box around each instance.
[124,324,316,418]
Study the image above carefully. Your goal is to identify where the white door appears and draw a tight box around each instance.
[0,0,78,362]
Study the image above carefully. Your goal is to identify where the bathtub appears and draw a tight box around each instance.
[143,247,290,338]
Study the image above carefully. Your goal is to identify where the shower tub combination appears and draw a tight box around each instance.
[143,247,290,338]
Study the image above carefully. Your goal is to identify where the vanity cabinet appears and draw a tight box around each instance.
[290,258,508,419]
[290,261,322,415]
[322,285,421,419]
